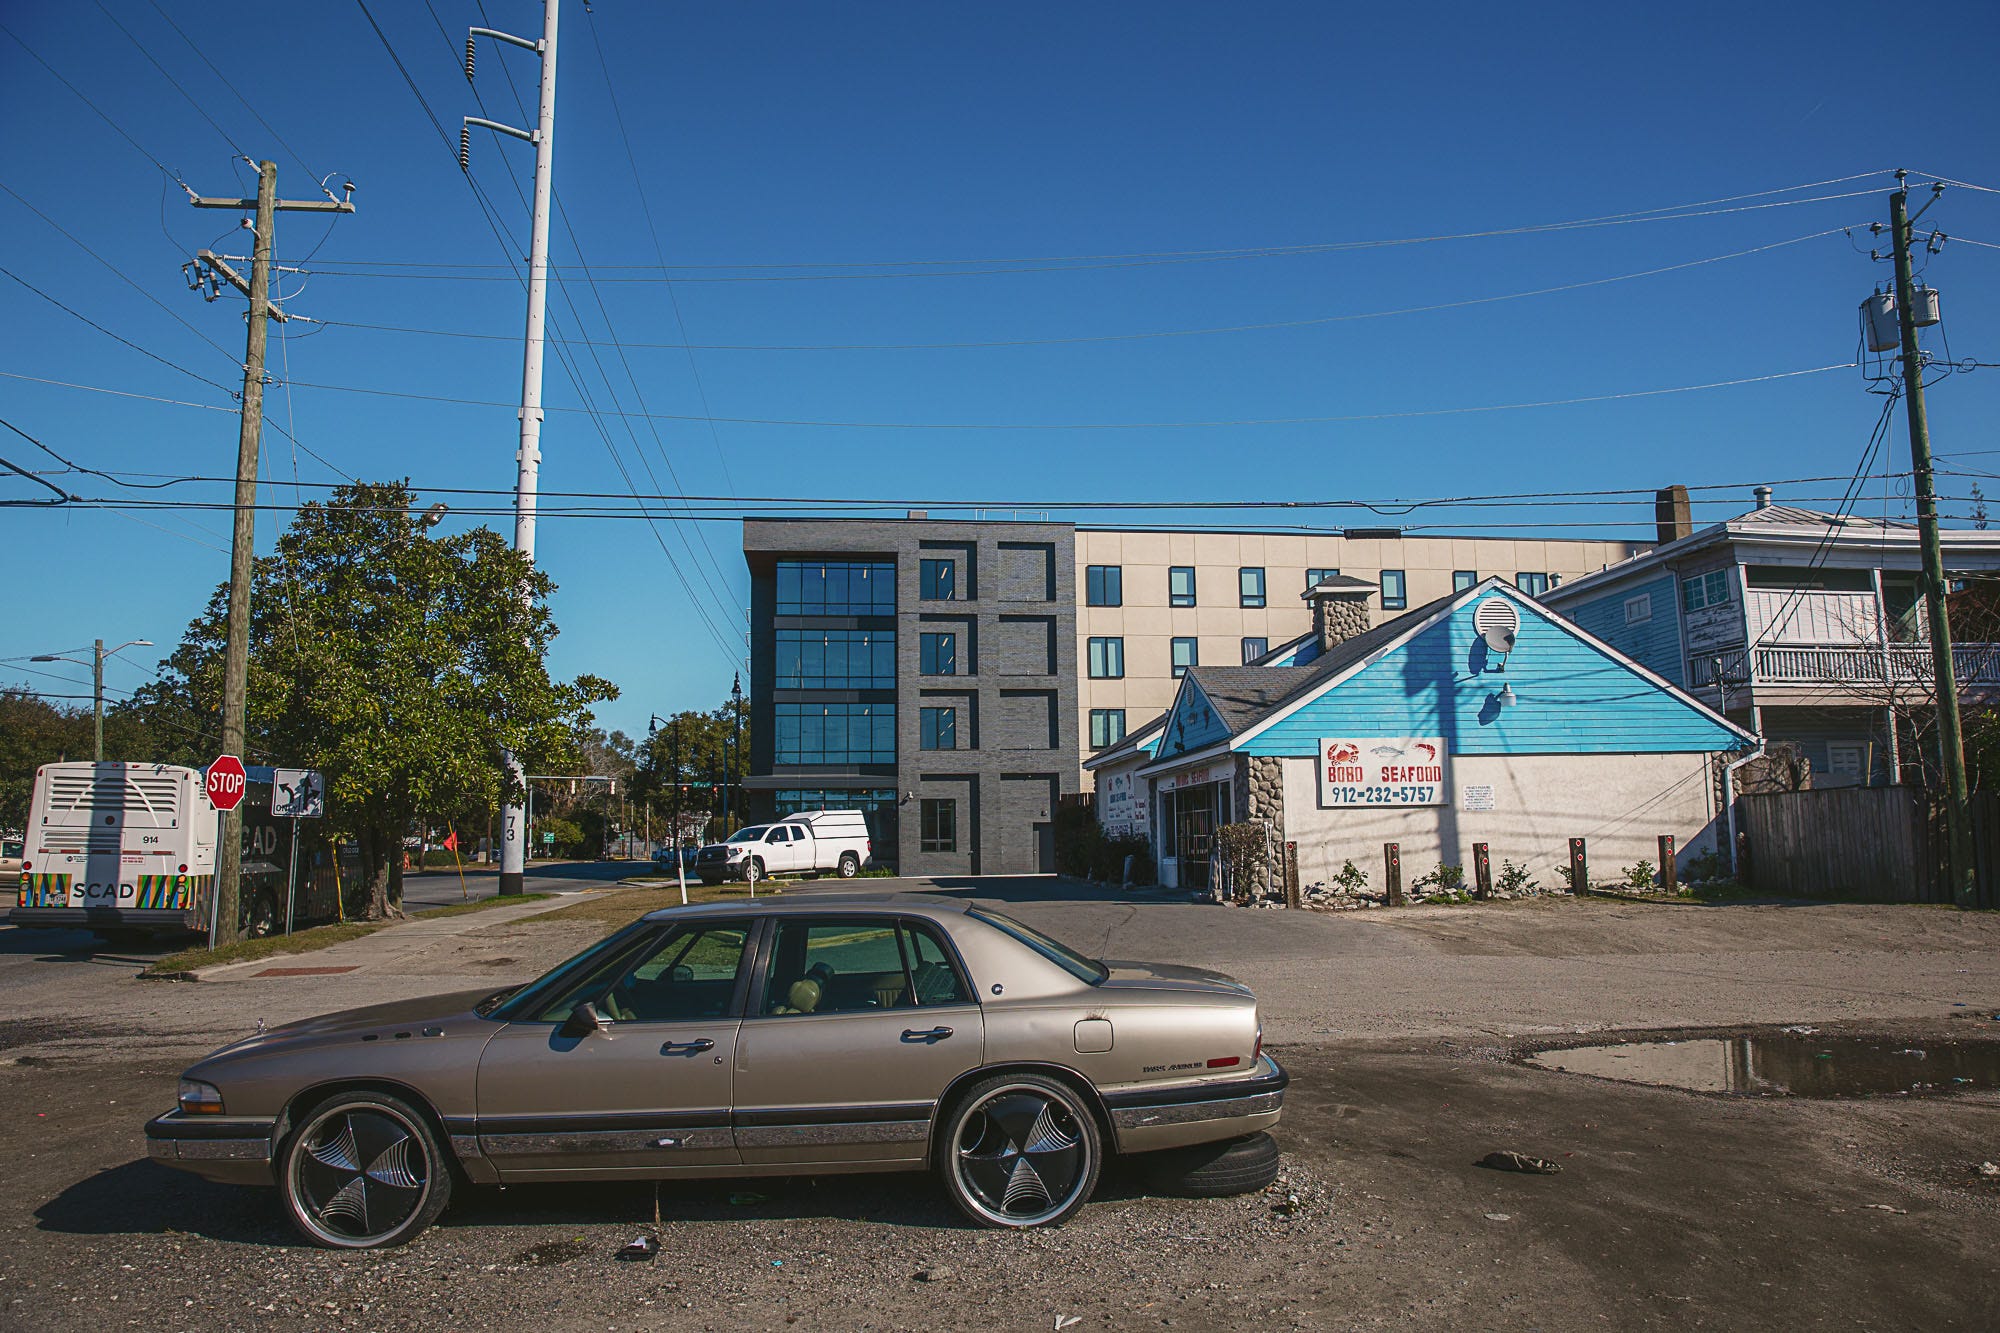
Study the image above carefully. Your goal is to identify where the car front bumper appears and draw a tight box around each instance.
[1101,1054,1289,1154]
[145,1109,277,1186]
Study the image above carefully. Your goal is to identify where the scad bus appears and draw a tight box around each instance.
[11,760,354,939]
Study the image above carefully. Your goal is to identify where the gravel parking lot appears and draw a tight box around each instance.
[3,882,1998,1331]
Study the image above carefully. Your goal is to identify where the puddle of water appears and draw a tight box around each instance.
[1526,1036,2000,1097]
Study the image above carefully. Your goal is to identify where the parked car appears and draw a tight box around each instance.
[1,836,23,878]
[694,809,874,886]
[146,894,1286,1248]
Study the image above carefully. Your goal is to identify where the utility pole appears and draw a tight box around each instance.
[1887,171,1974,908]
[727,671,742,835]
[187,161,352,943]
[463,0,560,898]
[30,638,153,762]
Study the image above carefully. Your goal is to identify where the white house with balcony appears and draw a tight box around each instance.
[1542,489,2000,788]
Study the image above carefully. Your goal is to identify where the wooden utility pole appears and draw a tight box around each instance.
[188,161,352,942]
[1887,172,1974,907]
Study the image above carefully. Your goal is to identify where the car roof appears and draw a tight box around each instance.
[640,893,973,923]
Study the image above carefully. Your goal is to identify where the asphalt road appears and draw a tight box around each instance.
[2,883,1997,1330]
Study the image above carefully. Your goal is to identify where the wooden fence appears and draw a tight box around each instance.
[1738,786,2000,908]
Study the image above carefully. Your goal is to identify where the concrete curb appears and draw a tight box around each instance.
[140,889,603,983]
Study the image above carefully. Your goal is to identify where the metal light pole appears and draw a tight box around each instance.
[728,671,743,835]
[465,0,560,898]
[32,639,153,761]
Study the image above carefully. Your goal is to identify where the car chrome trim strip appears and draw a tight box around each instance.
[174,1137,274,1161]
[1099,1055,1289,1111]
[1110,1089,1285,1130]
[480,1127,736,1156]
[731,1101,933,1129]
[734,1119,930,1149]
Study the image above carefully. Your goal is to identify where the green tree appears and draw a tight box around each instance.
[0,689,166,830]
[629,694,750,844]
[129,481,615,924]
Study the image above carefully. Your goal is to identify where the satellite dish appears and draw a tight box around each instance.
[1474,598,1519,656]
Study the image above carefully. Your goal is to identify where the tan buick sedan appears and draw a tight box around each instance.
[148,895,1287,1248]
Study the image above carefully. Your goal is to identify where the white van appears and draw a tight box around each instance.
[693,809,875,886]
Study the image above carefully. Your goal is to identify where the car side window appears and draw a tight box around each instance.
[899,921,972,1007]
[767,828,787,843]
[536,922,750,1024]
[762,920,913,1015]
[785,824,809,840]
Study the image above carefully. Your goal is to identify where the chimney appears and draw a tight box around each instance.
[1654,484,1692,545]
[1303,575,1376,654]
[1752,485,1773,510]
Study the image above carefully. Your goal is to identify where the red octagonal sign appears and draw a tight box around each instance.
[206,754,247,811]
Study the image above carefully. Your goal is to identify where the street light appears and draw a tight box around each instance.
[31,637,154,761]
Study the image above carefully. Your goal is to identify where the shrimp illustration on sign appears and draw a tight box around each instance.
[1411,742,1437,762]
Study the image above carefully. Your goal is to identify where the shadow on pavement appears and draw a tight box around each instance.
[36,1159,292,1246]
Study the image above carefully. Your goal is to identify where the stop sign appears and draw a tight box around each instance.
[206,754,248,811]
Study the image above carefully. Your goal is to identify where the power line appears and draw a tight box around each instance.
[0,17,179,179]
[87,0,247,160]
[141,0,323,184]
[2,265,239,395]
[295,229,1854,352]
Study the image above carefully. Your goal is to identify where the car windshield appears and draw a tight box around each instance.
[481,922,654,1021]
[727,826,770,844]
[969,908,1107,985]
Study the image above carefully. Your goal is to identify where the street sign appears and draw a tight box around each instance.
[542,832,555,846]
[272,767,325,819]
[205,754,247,811]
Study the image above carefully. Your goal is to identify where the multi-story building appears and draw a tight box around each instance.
[1075,528,1639,770]
[742,518,1079,876]
[1542,487,2000,786]
[741,517,1643,872]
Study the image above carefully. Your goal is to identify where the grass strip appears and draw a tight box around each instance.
[524,883,756,928]
[142,891,556,976]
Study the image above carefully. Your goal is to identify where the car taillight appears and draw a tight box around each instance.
[1207,1056,1241,1068]
[1254,1022,1264,1063]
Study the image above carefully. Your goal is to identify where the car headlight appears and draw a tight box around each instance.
[177,1077,225,1115]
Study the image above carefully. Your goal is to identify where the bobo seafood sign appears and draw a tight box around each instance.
[1317,738,1446,808]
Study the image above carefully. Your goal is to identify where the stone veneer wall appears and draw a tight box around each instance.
[1316,596,1372,651]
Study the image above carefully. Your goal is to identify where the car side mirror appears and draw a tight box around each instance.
[559,1002,605,1039]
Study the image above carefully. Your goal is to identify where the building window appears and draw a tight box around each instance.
[1681,569,1732,612]
[920,798,957,853]
[919,631,957,676]
[776,559,895,616]
[1380,570,1407,610]
[1087,636,1124,679]
[1453,570,1478,592]
[1624,593,1653,624]
[774,629,895,689]
[1306,567,1340,589]
[919,706,957,751]
[1241,636,1268,664]
[1169,566,1197,608]
[1516,572,1551,596]
[1239,567,1266,608]
[1089,708,1126,750]
[919,558,955,602]
[1171,637,1199,678]
[1085,565,1122,607]
[773,703,896,765]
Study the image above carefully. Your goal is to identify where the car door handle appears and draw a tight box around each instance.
[901,1026,953,1043]
[660,1038,715,1056]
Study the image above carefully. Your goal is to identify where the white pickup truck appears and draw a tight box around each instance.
[693,809,874,886]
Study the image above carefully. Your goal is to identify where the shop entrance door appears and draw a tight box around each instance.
[1176,788,1216,891]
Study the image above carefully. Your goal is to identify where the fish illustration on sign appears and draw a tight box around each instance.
[1370,744,1407,758]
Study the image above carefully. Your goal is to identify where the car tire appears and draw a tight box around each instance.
[279,1090,452,1249]
[1144,1131,1280,1198]
[938,1072,1102,1228]
[837,852,859,878]
[744,858,764,887]
[244,891,279,939]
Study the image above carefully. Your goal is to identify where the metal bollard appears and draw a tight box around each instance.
[1384,842,1403,906]
[1472,842,1492,900]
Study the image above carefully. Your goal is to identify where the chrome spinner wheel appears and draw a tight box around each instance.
[282,1092,450,1249]
[943,1074,1101,1228]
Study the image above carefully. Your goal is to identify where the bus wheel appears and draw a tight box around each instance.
[245,891,279,938]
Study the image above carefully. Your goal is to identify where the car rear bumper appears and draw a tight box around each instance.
[1102,1054,1288,1154]
[145,1110,277,1186]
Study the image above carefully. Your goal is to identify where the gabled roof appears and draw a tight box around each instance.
[1302,573,1379,595]
[1733,504,1915,531]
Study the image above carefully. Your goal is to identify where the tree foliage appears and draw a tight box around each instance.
[0,690,163,831]
[128,481,615,919]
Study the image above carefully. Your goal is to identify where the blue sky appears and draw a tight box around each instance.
[5,0,1998,738]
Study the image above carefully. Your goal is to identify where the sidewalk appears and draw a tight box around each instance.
[178,889,600,983]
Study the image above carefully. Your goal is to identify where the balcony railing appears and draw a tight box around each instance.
[1688,643,2000,691]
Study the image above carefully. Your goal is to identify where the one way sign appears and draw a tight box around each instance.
[272,768,325,819]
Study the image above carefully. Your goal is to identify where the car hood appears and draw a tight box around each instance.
[1097,959,1253,997]
[197,987,503,1062]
